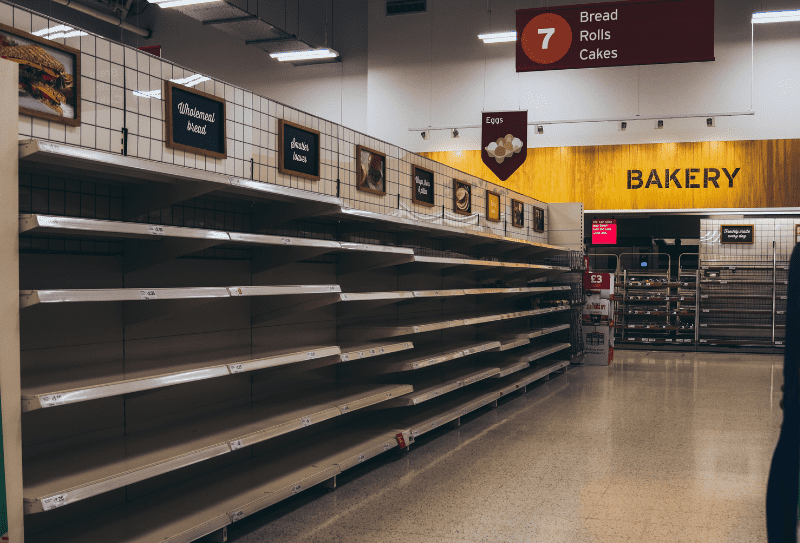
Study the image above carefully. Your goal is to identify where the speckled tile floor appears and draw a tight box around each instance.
[230,350,784,543]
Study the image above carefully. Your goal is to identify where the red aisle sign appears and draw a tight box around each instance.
[481,111,528,182]
[516,0,714,72]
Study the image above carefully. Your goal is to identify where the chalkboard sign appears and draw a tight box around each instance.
[412,165,435,207]
[720,225,754,244]
[279,120,320,181]
[164,81,226,159]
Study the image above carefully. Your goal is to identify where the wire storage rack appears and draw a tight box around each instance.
[697,253,788,348]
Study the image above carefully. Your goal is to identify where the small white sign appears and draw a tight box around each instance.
[291,483,302,494]
[230,510,246,523]
[382,443,391,452]
[229,287,245,296]
[42,494,67,511]
[341,405,350,413]
[39,394,65,408]
[139,290,157,300]
[301,416,311,427]
[307,352,316,360]
[147,225,165,235]
[230,439,244,451]
[281,237,292,245]
[340,353,350,362]
[229,364,245,374]
[357,453,366,463]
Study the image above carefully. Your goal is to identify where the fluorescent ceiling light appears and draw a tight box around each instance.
[752,9,800,23]
[149,0,221,8]
[171,74,211,87]
[31,25,88,40]
[134,74,211,99]
[31,25,72,36]
[478,31,517,43]
[270,49,339,61]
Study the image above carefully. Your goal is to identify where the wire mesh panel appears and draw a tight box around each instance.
[698,255,777,346]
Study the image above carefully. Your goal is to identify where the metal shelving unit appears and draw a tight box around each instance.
[2,10,584,538]
[697,253,788,348]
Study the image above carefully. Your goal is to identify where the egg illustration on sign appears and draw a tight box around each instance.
[485,134,523,164]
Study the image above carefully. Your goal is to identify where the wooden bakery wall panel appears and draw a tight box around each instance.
[423,139,800,211]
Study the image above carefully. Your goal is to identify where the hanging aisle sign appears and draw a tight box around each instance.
[481,111,528,181]
[516,0,714,72]
[279,120,320,181]
[164,81,226,159]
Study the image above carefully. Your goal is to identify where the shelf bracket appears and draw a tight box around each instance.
[123,182,218,221]
[252,201,339,229]
[123,238,230,273]
[123,298,229,327]
[323,475,337,491]
[337,253,415,276]
[251,293,341,326]
[250,246,336,274]
[203,527,228,543]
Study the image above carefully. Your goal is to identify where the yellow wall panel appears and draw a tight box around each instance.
[423,139,800,210]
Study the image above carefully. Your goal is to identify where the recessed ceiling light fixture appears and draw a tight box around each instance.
[148,0,220,8]
[270,49,339,62]
[31,25,88,39]
[478,31,517,43]
[752,9,800,23]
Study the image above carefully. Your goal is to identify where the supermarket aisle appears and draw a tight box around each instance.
[232,351,783,543]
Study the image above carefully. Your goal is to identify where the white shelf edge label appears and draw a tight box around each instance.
[230,510,246,523]
[301,416,311,427]
[357,453,366,463]
[139,289,157,300]
[292,483,302,494]
[341,405,350,413]
[230,439,244,451]
[229,287,245,296]
[146,225,165,235]
[307,352,317,360]
[229,363,245,374]
[41,494,67,511]
[281,237,292,245]
[340,353,350,362]
[39,394,65,408]
[382,443,391,452]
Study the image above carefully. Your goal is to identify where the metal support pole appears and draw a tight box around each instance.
[695,269,701,351]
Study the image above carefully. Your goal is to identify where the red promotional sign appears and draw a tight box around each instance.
[583,272,612,291]
[592,219,617,244]
[516,0,714,72]
[481,111,528,182]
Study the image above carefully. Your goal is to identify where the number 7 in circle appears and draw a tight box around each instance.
[538,28,555,49]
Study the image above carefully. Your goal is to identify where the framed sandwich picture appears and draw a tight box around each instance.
[533,206,545,232]
[511,199,524,228]
[356,145,386,195]
[486,190,501,222]
[453,179,471,215]
[0,23,81,126]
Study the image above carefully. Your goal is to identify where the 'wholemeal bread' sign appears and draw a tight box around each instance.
[165,81,226,159]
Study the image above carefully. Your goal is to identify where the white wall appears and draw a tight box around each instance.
[367,0,800,153]
[10,0,800,153]
[7,0,369,133]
